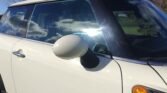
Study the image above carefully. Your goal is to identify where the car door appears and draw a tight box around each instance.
[0,5,33,93]
[12,1,122,93]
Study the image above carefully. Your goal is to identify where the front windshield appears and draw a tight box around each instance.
[111,0,167,61]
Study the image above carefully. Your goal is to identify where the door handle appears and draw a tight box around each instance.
[12,49,26,58]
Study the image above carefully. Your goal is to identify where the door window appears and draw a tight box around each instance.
[0,5,33,37]
[27,0,110,55]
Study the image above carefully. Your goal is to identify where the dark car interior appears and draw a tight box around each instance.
[0,15,2,20]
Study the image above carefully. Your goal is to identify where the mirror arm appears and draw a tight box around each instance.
[80,49,99,68]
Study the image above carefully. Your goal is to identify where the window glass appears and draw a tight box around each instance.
[0,6,33,37]
[113,8,167,60]
[150,0,167,13]
[27,0,110,55]
[114,11,159,37]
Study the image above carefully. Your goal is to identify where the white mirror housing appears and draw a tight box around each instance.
[53,35,88,59]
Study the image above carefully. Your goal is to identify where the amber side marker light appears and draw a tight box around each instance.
[132,85,148,93]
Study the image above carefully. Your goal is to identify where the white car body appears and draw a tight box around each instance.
[0,0,167,93]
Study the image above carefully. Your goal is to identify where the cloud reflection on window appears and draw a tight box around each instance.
[55,19,102,37]
[28,21,48,38]
[0,10,28,37]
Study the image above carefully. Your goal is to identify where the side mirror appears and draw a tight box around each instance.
[53,35,88,59]
[53,34,100,68]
